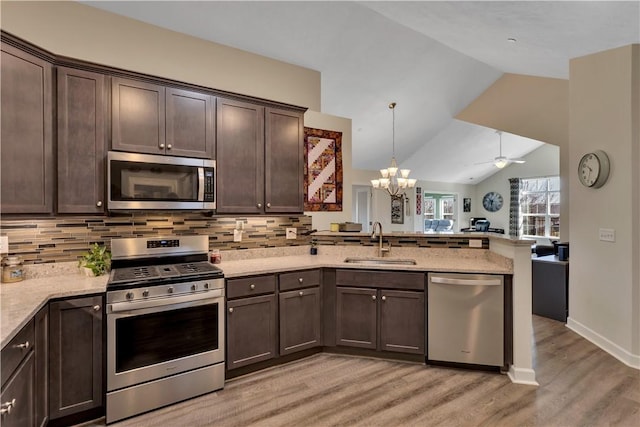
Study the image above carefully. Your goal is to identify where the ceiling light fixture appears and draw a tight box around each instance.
[371,102,416,196]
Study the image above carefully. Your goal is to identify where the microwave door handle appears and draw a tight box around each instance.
[198,167,205,201]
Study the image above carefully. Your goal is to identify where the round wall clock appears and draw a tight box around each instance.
[482,191,503,212]
[578,150,610,188]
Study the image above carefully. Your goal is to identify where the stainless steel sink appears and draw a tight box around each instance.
[343,257,417,265]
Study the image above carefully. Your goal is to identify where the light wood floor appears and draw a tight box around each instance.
[90,316,640,426]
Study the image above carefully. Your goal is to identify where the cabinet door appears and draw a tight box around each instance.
[0,43,53,214]
[227,294,277,370]
[111,77,165,154]
[216,98,264,213]
[379,290,425,354]
[49,296,103,420]
[265,108,303,213]
[336,287,377,349]
[0,352,35,427]
[279,287,321,355]
[57,67,106,213]
[166,87,215,159]
[35,307,48,427]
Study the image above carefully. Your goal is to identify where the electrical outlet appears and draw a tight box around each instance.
[233,229,242,242]
[235,220,244,230]
[0,236,8,254]
[286,228,297,240]
[599,228,615,242]
[468,239,483,248]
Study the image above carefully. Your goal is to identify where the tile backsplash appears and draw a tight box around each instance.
[0,213,313,265]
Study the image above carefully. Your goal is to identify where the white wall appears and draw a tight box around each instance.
[475,144,560,236]
[304,111,353,232]
[0,1,321,110]
[567,44,640,368]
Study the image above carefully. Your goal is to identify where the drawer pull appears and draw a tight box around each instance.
[298,278,304,284]
[381,295,387,301]
[96,201,102,207]
[257,203,262,208]
[14,341,29,350]
[1,398,16,415]
[229,307,234,313]
[372,295,376,301]
[93,305,101,311]
[167,144,172,150]
[299,291,304,297]
[159,143,165,149]
[250,284,256,290]
[266,202,271,208]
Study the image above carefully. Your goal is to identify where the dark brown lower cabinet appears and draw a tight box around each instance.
[35,306,48,427]
[336,287,377,349]
[0,351,35,427]
[336,287,425,354]
[227,294,277,370]
[379,290,425,355]
[49,295,103,421]
[279,287,321,355]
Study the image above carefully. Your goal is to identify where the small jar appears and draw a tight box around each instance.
[209,249,221,264]
[2,256,24,283]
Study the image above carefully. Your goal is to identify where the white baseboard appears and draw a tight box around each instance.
[566,317,640,370]
[507,366,539,386]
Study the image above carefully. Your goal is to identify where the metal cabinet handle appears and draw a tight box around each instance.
[299,291,304,297]
[96,201,102,207]
[167,144,172,150]
[93,305,101,311]
[381,296,387,301]
[228,307,234,313]
[298,278,304,283]
[1,399,16,415]
[14,341,29,350]
[257,203,262,208]
[372,295,376,301]
[250,284,256,290]
[159,143,165,149]
[266,202,271,208]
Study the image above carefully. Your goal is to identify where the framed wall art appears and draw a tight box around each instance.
[391,195,404,224]
[304,127,343,211]
[463,197,471,213]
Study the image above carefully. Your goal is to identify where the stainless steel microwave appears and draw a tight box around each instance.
[107,151,215,210]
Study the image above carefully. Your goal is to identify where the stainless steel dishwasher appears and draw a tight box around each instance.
[427,272,504,368]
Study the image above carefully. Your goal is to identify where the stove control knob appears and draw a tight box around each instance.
[167,286,174,294]
[204,283,210,290]
[142,290,149,298]
[191,284,198,292]
[126,292,134,301]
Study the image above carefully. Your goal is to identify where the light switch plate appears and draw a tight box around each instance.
[469,239,483,248]
[599,228,615,242]
[0,236,8,254]
[233,229,242,242]
[286,228,297,240]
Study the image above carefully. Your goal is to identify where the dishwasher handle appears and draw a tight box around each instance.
[430,276,502,286]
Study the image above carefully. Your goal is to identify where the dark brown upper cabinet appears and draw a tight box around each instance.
[111,77,214,159]
[265,108,304,213]
[0,42,54,214]
[57,67,107,214]
[216,98,265,214]
[216,99,304,214]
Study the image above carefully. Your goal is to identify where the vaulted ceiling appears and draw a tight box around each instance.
[85,1,640,183]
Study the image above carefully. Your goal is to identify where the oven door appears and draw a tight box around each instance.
[107,290,224,391]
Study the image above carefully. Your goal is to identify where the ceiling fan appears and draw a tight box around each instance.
[476,130,526,169]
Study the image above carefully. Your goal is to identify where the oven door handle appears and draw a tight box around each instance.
[108,289,223,313]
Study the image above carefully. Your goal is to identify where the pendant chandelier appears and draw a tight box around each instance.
[371,102,416,196]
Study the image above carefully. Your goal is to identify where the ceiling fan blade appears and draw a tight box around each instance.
[473,160,495,165]
[508,158,526,164]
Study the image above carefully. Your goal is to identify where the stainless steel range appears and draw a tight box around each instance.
[105,235,225,424]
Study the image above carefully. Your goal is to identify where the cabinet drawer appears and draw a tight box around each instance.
[227,275,276,299]
[279,269,321,291]
[336,269,425,291]
[1,319,34,388]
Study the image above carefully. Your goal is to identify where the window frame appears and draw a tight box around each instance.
[520,176,560,239]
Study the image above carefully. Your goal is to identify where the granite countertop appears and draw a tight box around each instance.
[1,246,512,349]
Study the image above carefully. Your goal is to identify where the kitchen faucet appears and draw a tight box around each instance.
[371,221,390,257]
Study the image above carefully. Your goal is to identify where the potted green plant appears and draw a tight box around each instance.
[310,239,318,255]
[78,243,112,276]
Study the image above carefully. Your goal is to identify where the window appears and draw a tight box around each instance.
[440,196,454,221]
[423,197,435,220]
[520,177,560,238]
[423,193,456,232]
